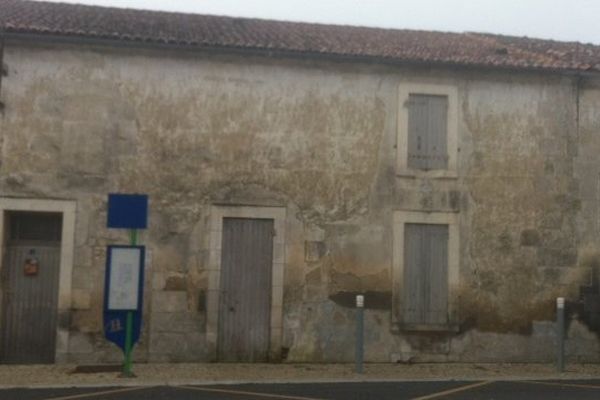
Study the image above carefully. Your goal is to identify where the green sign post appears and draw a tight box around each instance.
[104,194,148,378]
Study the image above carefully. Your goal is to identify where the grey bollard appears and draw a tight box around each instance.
[356,294,364,374]
[556,297,565,372]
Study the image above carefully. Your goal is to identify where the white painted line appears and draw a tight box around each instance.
[42,386,149,400]
[409,381,493,400]
[177,385,326,400]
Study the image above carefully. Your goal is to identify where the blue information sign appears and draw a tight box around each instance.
[103,245,145,352]
[107,194,148,229]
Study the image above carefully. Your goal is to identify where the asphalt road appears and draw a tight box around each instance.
[2,379,600,400]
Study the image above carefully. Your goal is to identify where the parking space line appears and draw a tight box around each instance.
[43,386,150,400]
[409,381,493,400]
[523,380,600,390]
[177,385,326,400]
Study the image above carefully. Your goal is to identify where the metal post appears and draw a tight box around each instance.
[129,229,138,247]
[122,311,134,377]
[556,297,565,372]
[356,295,364,374]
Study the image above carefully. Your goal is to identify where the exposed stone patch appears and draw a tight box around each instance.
[305,267,321,285]
[305,241,327,262]
[520,229,540,246]
[164,276,186,291]
[458,289,557,335]
[197,290,207,313]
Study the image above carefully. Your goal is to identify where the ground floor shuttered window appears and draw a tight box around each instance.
[403,223,449,326]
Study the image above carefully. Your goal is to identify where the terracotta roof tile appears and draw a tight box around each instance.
[1,0,599,73]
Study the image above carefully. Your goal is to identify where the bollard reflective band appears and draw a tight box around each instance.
[557,297,565,308]
[356,295,364,308]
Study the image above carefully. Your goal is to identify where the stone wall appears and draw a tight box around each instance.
[0,40,599,363]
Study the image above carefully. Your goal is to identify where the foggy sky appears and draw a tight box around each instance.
[41,0,600,44]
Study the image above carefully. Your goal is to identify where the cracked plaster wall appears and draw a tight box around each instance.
[0,41,599,363]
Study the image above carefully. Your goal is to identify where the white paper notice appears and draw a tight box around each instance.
[108,247,141,310]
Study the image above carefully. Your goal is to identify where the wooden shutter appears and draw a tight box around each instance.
[403,223,449,325]
[407,94,448,170]
[426,225,448,324]
[404,224,424,324]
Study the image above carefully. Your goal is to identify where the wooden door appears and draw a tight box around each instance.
[1,212,62,364]
[218,218,274,362]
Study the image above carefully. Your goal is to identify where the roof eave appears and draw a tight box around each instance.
[2,29,598,78]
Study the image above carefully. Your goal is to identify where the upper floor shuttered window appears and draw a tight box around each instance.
[407,94,449,170]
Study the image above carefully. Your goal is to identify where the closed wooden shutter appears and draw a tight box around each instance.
[403,223,449,325]
[407,94,448,170]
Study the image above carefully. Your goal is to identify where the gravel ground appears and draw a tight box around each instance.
[0,363,599,388]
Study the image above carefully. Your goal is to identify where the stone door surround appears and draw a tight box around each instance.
[206,205,286,361]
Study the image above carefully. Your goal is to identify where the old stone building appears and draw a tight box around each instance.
[1,0,600,364]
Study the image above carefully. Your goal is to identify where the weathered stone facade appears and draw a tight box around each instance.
[1,37,600,363]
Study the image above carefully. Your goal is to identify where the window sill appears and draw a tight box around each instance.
[396,169,458,180]
[392,323,459,333]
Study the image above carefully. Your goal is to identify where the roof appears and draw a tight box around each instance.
[1,0,600,73]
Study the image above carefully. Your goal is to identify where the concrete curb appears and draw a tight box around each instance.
[2,375,600,390]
